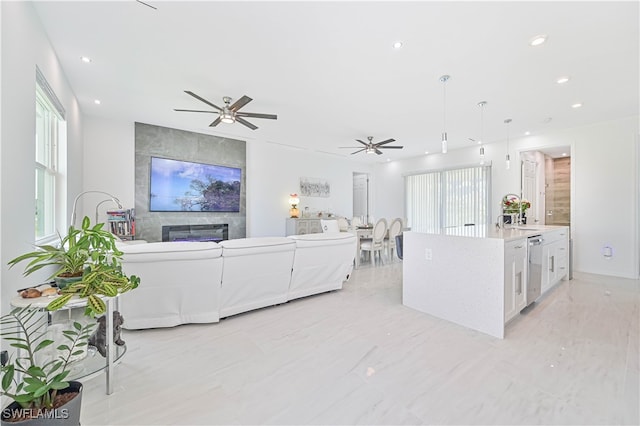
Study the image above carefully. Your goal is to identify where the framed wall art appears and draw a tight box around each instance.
[299,177,330,198]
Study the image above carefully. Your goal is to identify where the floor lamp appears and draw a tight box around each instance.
[70,191,122,227]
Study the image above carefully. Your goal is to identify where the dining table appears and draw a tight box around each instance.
[348,226,374,269]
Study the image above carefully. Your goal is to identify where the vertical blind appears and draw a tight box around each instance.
[405,165,490,232]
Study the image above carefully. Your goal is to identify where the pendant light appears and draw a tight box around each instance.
[504,118,512,169]
[477,101,487,165]
[439,75,450,153]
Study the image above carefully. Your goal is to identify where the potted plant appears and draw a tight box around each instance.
[8,217,120,288]
[8,216,140,316]
[0,305,95,424]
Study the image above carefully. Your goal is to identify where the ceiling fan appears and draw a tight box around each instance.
[174,91,277,130]
[340,136,403,155]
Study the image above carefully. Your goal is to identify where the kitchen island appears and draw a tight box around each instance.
[402,225,569,338]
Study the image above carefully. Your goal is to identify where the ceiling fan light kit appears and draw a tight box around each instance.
[175,91,277,130]
[339,136,404,156]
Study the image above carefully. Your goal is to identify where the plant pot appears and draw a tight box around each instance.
[1,381,83,425]
[54,275,82,290]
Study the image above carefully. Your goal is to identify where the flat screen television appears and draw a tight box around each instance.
[149,156,241,212]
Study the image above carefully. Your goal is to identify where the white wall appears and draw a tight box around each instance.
[247,142,373,236]
[375,116,639,279]
[0,2,84,314]
[82,117,135,222]
[82,116,375,238]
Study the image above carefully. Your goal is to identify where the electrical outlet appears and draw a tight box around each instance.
[425,248,432,261]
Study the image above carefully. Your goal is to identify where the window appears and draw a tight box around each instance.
[35,68,65,241]
[405,165,491,233]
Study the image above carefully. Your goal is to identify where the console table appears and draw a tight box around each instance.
[285,218,323,236]
[10,294,124,395]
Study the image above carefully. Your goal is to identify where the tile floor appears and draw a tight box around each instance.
[80,261,639,425]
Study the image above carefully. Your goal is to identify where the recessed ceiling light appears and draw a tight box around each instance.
[393,41,403,49]
[529,34,548,46]
[524,131,531,136]
[556,76,570,84]
[424,151,429,155]
[386,158,391,162]
[94,99,101,105]
[562,152,568,156]
[571,103,582,108]
[81,56,92,63]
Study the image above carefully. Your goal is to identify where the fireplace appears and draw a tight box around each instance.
[162,224,229,242]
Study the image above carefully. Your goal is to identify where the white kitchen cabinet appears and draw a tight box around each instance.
[504,238,528,323]
[541,229,569,294]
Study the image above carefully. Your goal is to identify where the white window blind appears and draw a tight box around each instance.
[405,165,490,233]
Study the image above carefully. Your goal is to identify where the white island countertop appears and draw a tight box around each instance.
[402,225,570,339]
[431,224,567,241]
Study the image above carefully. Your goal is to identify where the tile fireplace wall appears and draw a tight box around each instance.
[134,122,246,242]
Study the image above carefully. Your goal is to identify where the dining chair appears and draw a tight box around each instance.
[336,216,349,232]
[359,218,387,265]
[395,234,404,260]
[384,217,403,259]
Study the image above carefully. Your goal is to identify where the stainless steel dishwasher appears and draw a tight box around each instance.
[527,235,544,305]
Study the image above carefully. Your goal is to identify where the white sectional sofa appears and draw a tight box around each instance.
[117,233,356,330]
[288,232,356,301]
[116,242,223,330]
[218,237,297,318]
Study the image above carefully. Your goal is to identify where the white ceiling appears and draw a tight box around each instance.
[32,1,639,163]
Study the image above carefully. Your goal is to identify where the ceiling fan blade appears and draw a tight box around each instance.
[236,112,278,120]
[375,138,396,146]
[229,95,252,112]
[378,145,404,149]
[235,116,258,130]
[209,116,222,127]
[351,148,367,155]
[184,91,222,111]
[339,146,363,149]
[355,139,368,147]
[375,149,383,155]
[174,109,217,113]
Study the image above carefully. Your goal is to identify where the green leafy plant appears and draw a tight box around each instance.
[49,263,140,317]
[0,305,95,411]
[8,216,121,280]
[8,216,140,316]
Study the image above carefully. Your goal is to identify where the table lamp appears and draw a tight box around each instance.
[289,194,300,218]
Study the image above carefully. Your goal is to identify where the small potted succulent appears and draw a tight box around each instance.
[0,305,95,425]
[8,216,139,316]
